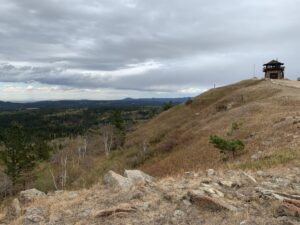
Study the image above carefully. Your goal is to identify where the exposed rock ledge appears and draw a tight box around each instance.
[0,168,299,225]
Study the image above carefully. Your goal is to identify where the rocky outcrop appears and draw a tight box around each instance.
[19,189,46,204]
[1,167,300,225]
[124,169,153,184]
[23,207,48,225]
[103,170,132,190]
[103,169,153,190]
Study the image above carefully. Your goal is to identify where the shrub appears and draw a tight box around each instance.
[209,135,245,158]
[185,99,193,106]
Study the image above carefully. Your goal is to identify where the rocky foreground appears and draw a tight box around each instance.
[1,168,300,225]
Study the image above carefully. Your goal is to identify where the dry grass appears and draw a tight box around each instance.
[123,79,300,177]
[235,148,300,170]
[28,79,300,191]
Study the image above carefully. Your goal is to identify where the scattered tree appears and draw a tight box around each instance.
[111,110,125,131]
[77,137,87,160]
[33,139,52,161]
[101,125,114,156]
[209,135,245,159]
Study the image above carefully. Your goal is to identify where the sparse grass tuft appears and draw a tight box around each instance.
[236,149,299,170]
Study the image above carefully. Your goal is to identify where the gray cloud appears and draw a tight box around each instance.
[0,0,300,100]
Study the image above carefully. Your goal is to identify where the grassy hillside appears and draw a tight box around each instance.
[123,79,300,176]
[24,79,300,192]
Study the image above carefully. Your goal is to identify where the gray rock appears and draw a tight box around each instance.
[240,219,258,225]
[23,207,47,225]
[183,199,192,206]
[200,186,224,198]
[124,170,153,184]
[207,169,215,177]
[218,180,239,188]
[19,189,46,204]
[173,210,185,218]
[103,170,132,190]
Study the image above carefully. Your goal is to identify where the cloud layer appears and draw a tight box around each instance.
[0,0,299,100]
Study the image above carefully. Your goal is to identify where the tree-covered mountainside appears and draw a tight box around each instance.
[0,98,187,140]
[0,98,188,110]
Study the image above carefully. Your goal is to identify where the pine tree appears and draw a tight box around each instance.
[0,123,36,187]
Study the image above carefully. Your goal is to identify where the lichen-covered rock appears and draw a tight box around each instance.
[124,170,153,184]
[19,189,46,204]
[23,207,47,225]
[103,170,132,190]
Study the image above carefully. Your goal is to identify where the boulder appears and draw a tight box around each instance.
[103,170,132,190]
[124,170,153,184]
[23,207,47,225]
[103,170,154,190]
[19,189,46,204]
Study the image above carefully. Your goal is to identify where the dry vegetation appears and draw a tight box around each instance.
[21,79,300,192]
[1,79,300,225]
[124,79,300,176]
[2,166,300,225]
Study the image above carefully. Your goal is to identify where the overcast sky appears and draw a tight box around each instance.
[0,0,299,101]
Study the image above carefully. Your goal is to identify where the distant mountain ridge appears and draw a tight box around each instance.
[0,97,189,109]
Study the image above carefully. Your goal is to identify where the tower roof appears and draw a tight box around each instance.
[263,60,284,66]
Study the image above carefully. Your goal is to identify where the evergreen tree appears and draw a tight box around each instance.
[0,123,37,187]
[111,110,125,131]
[209,135,244,158]
[110,110,125,148]
[33,139,52,161]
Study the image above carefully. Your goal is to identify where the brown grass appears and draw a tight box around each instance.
[30,79,300,190]
[235,148,300,170]
[123,79,300,177]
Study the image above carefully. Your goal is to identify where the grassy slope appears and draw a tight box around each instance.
[124,79,300,176]
[33,79,300,191]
